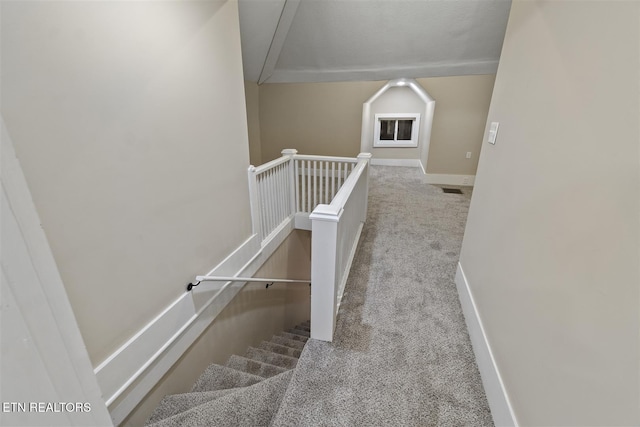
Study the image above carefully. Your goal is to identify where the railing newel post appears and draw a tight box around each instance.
[247,164,262,240]
[309,205,341,342]
[281,149,298,217]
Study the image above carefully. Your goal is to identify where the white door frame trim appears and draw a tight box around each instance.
[1,117,113,426]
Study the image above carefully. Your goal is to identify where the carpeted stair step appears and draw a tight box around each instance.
[286,328,310,337]
[244,347,298,369]
[147,320,311,426]
[259,341,302,358]
[191,364,264,392]
[147,370,294,427]
[279,331,308,343]
[146,388,240,424]
[291,321,310,334]
[270,335,306,351]
[298,322,310,330]
[226,355,289,378]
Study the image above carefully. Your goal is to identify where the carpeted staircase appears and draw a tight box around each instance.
[145,321,310,427]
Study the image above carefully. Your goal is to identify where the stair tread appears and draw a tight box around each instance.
[148,322,311,426]
[226,354,289,378]
[270,335,306,350]
[147,370,294,427]
[279,331,309,343]
[245,347,298,369]
[287,328,310,337]
[146,388,242,424]
[259,341,302,358]
[191,364,264,393]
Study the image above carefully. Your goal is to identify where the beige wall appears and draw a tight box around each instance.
[258,76,494,176]
[245,80,263,165]
[121,230,311,426]
[1,0,253,367]
[259,81,384,161]
[459,1,640,425]
[416,75,495,175]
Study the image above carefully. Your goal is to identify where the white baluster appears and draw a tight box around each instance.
[324,161,329,203]
[307,160,312,212]
[318,160,324,205]
[301,161,306,213]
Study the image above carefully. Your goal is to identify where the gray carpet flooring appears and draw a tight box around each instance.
[272,166,493,426]
[145,166,492,426]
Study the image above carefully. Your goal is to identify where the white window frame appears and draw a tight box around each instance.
[373,113,420,148]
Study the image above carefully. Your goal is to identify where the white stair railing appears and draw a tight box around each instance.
[293,155,358,214]
[247,150,297,242]
[247,149,371,342]
[309,153,371,342]
[248,150,362,243]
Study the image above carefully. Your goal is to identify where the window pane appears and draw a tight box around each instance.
[397,120,413,140]
[380,120,395,140]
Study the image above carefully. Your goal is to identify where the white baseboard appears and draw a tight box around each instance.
[455,263,518,427]
[425,173,475,186]
[370,158,422,168]
[96,219,294,425]
[368,162,475,186]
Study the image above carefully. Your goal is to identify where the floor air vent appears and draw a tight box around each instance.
[442,188,463,194]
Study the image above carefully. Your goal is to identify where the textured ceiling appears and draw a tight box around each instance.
[238,0,512,84]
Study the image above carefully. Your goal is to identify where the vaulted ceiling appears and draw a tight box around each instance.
[238,0,512,84]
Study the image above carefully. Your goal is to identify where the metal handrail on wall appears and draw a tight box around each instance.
[186,275,310,292]
[195,276,309,284]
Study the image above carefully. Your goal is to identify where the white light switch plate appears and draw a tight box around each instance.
[488,122,499,145]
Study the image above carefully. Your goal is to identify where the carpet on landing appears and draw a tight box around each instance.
[272,166,493,426]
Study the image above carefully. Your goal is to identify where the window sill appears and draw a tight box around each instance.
[373,142,418,148]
